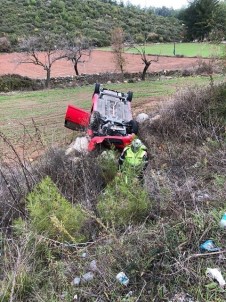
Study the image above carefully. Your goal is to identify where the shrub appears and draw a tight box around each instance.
[37,147,104,207]
[0,36,11,52]
[195,59,213,75]
[134,33,145,44]
[0,74,35,92]
[147,32,159,42]
[26,176,88,243]
[141,84,226,144]
[97,167,151,228]
[97,149,118,183]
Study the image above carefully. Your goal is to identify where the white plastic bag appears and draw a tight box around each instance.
[206,268,226,287]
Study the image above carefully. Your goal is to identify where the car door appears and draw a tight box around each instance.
[64,105,90,130]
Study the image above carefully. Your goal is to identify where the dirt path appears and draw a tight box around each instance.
[0,50,203,79]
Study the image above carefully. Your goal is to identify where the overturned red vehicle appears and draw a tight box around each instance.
[64,83,138,151]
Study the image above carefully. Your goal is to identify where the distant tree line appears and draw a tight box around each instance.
[0,0,183,52]
[0,0,225,88]
[1,0,226,54]
[179,0,226,41]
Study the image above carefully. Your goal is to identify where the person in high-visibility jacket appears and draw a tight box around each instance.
[118,138,148,179]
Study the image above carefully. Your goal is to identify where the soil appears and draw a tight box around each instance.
[0,50,204,79]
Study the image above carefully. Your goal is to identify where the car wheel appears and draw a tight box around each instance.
[90,111,100,131]
[127,91,133,102]
[94,83,100,94]
[129,119,138,134]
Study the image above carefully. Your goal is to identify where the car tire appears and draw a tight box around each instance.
[90,111,100,131]
[127,91,133,102]
[94,83,100,94]
[129,119,138,134]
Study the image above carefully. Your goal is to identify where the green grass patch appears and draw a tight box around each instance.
[0,75,225,153]
[101,42,225,58]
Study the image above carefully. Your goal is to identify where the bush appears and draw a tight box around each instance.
[141,84,225,144]
[26,176,88,243]
[37,147,104,206]
[134,33,145,44]
[0,36,11,52]
[147,32,159,42]
[195,58,213,75]
[0,74,36,92]
[98,149,118,183]
[97,167,151,228]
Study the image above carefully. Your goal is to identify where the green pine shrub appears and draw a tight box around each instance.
[97,168,151,228]
[98,149,118,183]
[26,176,87,243]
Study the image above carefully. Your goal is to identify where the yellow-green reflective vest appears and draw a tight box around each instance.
[124,146,146,167]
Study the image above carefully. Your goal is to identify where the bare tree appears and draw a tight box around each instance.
[111,27,127,80]
[132,41,159,81]
[19,32,67,88]
[65,37,92,76]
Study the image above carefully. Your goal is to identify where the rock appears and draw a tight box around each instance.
[136,113,149,123]
[72,276,81,286]
[89,260,98,272]
[82,271,94,282]
[150,114,161,123]
[65,136,89,155]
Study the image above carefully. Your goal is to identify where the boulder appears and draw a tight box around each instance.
[136,113,149,123]
[65,136,89,155]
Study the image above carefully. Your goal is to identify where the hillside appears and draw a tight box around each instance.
[0,0,183,49]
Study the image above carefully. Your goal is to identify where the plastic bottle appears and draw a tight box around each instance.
[116,272,129,286]
[220,213,226,228]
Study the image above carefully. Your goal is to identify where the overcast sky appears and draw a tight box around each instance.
[122,0,189,9]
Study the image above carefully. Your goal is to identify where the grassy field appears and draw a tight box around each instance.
[0,74,225,158]
[101,42,225,58]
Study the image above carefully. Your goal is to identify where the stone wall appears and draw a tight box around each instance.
[0,70,185,92]
[50,70,183,88]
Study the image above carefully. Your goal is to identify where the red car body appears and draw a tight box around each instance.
[64,84,138,151]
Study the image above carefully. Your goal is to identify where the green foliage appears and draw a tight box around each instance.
[98,149,118,183]
[180,0,224,41]
[97,168,151,227]
[26,176,87,243]
[1,269,33,302]
[213,174,226,188]
[1,224,75,302]
[0,0,184,50]
[201,84,226,130]
[147,32,160,42]
[125,42,223,57]
[0,74,35,92]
